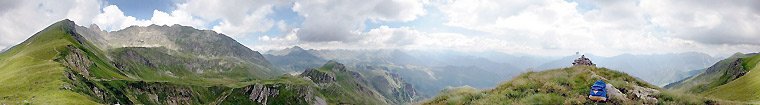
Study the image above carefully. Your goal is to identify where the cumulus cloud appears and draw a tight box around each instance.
[361,26,420,46]
[640,0,760,45]
[255,26,424,51]
[0,0,101,50]
[253,25,537,55]
[210,5,275,38]
[92,5,152,31]
[292,0,426,42]
[1,0,758,57]
[435,0,608,54]
[150,9,205,28]
[432,0,760,56]
[93,5,206,31]
[179,0,289,37]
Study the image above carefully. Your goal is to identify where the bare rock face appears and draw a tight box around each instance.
[332,62,347,72]
[400,82,417,102]
[708,59,748,80]
[605,83,629,102]
[62,45,93,78]
[572,55,596,66]
[630,85,660,104]
[243,84,280,105]
[300,68,336,84]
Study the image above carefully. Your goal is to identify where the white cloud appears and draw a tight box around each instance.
[361,26,419,46]
[92,5,207,31]
[292,0,426,42]
[210,5,275,37]
[432,0,760,56]
[640,0,760,45]
[408,32,536,53]
[253,26,536,55]
[178,0,288,37]
[0,0,101,49]
[150,9,205,29]
[436,0,605,55]
[255,26,424,51]
[1,0,758,57]
[92,5,152,31]
[254,28,301,51]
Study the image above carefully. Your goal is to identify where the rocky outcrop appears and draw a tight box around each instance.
[605,83,629,102]
[399,83,417,102]
[286,84,316,104]
[387,72,418,102]
[704,59,747,81]
[232,83,316,105]
[332,62,347,72]
[630,85,660,103]
[588,67,659,103]
[242,84,280,105]
[572,55,595,66]
[300,68,336,84]
[62,45,93,77]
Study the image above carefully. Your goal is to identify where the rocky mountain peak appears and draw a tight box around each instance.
[291,46,304,50]
[89,24,101,31]
[331,62,347,72]
[265,46,308,56]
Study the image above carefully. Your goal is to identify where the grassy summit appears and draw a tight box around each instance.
[0,19,130,104]
[422,66,729,104]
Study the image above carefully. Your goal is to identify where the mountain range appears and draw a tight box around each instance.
[263,46,722,96]
[0,20,420,104]
[1,19,755,104]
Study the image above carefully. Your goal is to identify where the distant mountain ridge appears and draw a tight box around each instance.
[264,46,722,97]
[0,20,420,104]
[264,46,327,73]
[263,46,525,96]
[71,22,282,84]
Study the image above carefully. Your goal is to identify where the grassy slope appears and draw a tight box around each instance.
[665,54,752,94]
[108,47,266,87]
[421,66,725,104]
[704,55,760,103]
[0,20,125,104]
[358,69,419,104]
[312,62,389,105]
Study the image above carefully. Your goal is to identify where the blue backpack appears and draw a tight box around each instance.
[588,80,607,101]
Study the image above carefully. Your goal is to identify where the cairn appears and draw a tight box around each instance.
[572,55,596,67]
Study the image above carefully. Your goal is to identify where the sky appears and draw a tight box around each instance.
[0,0,758,57]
